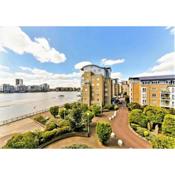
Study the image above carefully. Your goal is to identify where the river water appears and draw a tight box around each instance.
[0,91,80,123]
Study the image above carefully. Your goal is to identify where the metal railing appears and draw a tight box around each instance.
[0,108,50,126]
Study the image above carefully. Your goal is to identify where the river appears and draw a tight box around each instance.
[0,91,80,123]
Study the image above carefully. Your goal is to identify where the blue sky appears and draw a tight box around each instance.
[0,27,174,87]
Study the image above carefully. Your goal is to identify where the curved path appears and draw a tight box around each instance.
[112,106,151,148]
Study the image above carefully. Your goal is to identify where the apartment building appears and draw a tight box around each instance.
[81,65,112,106]
[129,75,175,108]
[121,80,129,95]
[112,78,120,97]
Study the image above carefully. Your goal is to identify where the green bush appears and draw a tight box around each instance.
[58,119,71,129]
[162,114,175,137]
[114,105,119,110]
[49,106,59,117]
[103,104,115,111]
[4,131,39,148]
[66,107,84,131]
[40,129,57,143]
[90,104,101,116]
[64,144,90,149]
[33,115,47,125]
[96,121,112,145]
[144,106,168,125]
[128,102,142,111]
[82,110,95,125]
[151,134,175,149]
[59,108,69,119]
[45,119,57,131]
[64,103,71,109]
[129,109,148,128]
[135,126,150,137]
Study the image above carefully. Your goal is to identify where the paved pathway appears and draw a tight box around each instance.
[0,118,44,148]
[111,106,151,148]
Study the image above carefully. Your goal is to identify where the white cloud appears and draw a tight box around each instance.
[111,72,122,79]
[135,52,175,77]
[74,61,92,69]
[0,66,81,88]
[0,27,66,64]
[0,64,10,71]
[101,58,125,66]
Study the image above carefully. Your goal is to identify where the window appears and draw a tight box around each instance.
[152,93,156,98]
[142,87,146,93]
[172,95,175,100]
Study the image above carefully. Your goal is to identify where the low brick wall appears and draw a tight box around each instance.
[39,132,89,148]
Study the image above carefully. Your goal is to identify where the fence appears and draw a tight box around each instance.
[0,108,50,126]
[0,102,78,126]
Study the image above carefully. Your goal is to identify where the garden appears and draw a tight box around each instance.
[4,102,115,149]
[128,102,175,148]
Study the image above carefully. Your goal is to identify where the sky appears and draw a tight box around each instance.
[0,26,174,88]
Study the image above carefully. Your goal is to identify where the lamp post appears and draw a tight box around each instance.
[87,112,90,137]
[63,108,66,119]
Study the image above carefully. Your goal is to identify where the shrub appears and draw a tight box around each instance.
[114,105,119,110]
[135,126,150,137]
[144,130,149,137]
[33,115,47,125]
[144,106,168,125]
[66,108,84,131]
[40,129,57,143]
[103,104,115,111]
[128,102,142,111]
[169,108,175,115]
[162,114,175,137]
[96,121,112,145]
[151,134,175,149]
[45,119,57,131]
[90,104,101,116]
[4,131,39,148]
[82,111,95,125]
[58,119,71,129]
[59,108,69,119]
[129,109,148,128]
[64,144,90,149]
[49,106,59,117]
[125,95,130,104]
[64,103,71,110]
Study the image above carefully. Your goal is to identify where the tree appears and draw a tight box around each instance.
[144,106,168,125]
[67,107,83,131]
[162,114,175,137]
[90,104,101,116]
[96,121,112,144]
[49,106,59,117]
[4,131,39,148]
[129,109,148,128]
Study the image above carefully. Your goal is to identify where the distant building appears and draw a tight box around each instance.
[27,85,42,92]
[112,78,120,97]
[129,75,175,108]
[121,80,129,95]
[55,87,80,91]
[40,83,50,92]
[81,64,112,106]
[16,79,23,86]
[15,85,27,93]
[0,84,15,93]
